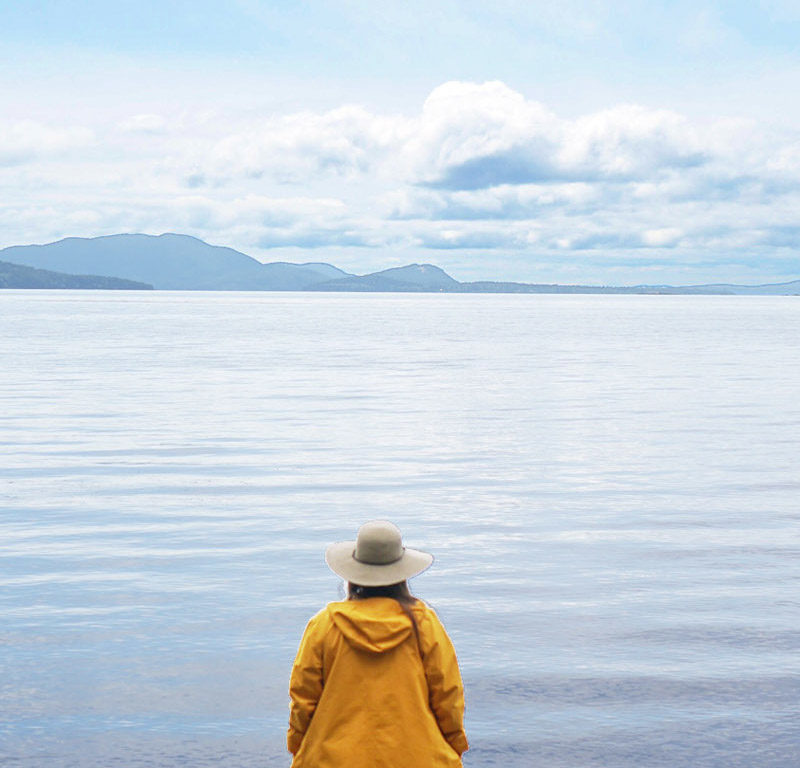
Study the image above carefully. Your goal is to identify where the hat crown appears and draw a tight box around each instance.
[354,521,403,565]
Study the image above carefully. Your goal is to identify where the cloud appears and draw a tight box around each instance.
[553,228,683,251]
[164,194,378,249]
[560,105,706,178]
[407,220,688,253]
[165,194,347,229]
[3,80,800,283]
[412,221,535,250]
[402,82,706,190]
[386,182,603,221]
[117,114,168,134]
[754,225,800,248]
[641,228,683,247]
[403,81,560,189]
[187,81,711,194]
[0,192,359,256]
[0,120,93,166]
[256,227,379,249]
[202,105,403,183]
[161,82,791,218]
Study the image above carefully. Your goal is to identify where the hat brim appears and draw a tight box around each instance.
[325,540,434,587]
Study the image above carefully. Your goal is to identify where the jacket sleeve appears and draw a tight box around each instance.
[420,606,469,755]
[287,612,326,755]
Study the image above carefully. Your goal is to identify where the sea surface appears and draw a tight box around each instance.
[1,290,799,768]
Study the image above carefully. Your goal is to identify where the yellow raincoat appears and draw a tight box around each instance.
[288,597,468,767]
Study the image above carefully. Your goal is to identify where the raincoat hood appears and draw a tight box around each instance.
[326,598,413,653]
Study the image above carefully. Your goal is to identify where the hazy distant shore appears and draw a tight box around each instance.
[2,233,799,295]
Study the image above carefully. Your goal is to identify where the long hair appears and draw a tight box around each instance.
[347,580,422,655]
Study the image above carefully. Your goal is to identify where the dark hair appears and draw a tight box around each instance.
[347,581,422,655]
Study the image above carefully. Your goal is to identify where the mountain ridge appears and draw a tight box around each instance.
[0,233,352,290]
[2,233,798,295]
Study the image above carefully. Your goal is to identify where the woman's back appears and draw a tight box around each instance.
[288,596,467,768]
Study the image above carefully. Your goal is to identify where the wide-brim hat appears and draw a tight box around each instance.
[325,520,434,587]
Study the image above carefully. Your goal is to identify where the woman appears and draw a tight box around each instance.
[288,520,468,767]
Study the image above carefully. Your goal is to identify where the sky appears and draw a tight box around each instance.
[2,0,800,284]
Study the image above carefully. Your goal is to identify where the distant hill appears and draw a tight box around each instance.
[374,264,459,289]
[0,260,152,289]
[452,281,734,295]
[1,233,351,290]
[686,280,800,296]
[312,263,459,291]
[2,233,798,294]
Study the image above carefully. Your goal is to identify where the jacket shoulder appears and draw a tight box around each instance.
[412,599,449,635]
[300,605,336,636]
[312,604,338,624]
[412,599,442,620]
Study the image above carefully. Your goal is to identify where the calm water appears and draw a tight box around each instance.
[1,291,799,767]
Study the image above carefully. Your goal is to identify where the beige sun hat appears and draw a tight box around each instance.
[325,521,434,587]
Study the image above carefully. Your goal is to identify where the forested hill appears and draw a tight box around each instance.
[0,260,153,289]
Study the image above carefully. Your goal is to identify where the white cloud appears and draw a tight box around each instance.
[641,228,683,247]
[411,220,538,250]
[165,194,347,229]
[559,105,704,178]
[0,190,358,255]
[3,80,800,283]
[403,80,560,188]
[202,105,404,183]
[386,182,602,221]
[393,82,706,189]
[117,114,168,134]
[185,81,710,192]
[0,120,93,166]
